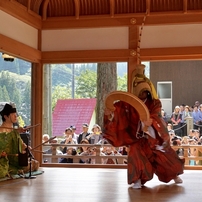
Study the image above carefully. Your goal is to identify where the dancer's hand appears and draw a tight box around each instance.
[104,108,114,121]
[155,145,165,152]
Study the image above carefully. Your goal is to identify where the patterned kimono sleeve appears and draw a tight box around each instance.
[103,101,139,147]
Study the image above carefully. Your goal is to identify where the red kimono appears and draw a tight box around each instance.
[104,99,184,185]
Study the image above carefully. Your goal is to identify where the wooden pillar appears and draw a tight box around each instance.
[43,64,52,137]
[128,25,139,93]
[31,62,43,164]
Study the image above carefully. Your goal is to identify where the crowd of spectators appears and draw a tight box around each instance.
[43,123,127,164]
[167,101,202,166]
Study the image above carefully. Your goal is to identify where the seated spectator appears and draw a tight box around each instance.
[77,139,90,154]
[42,134,50,143]
[171,135,182,145]
[79,146,96,164]
[59,147,77,163]
[43,138,63,163]
[102,145,122,164]
[167,123,175,135]
[181,136,190,145]
[86,124,103,144]
[60,127,77,154]
[42,134,51,151]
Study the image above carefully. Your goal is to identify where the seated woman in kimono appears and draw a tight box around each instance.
[0,103,39,178]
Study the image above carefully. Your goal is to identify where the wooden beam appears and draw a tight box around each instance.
[128,26,139,92]
[0,34,41,63]
[0,0,41,29]
[74,0,80,19]
[141,46,202,61]
[183,0,188,14]
[42,0,50,21]
[42,16,140,29]
[42,12,202,29]
[41,49,135,63]
[110,0,115,18]
[41,46,202,64]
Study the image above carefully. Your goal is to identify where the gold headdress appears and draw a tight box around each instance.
[131,64,158,99]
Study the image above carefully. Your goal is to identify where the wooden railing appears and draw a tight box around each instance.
[41,143,202,170]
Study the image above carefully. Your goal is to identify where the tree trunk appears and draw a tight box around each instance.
[96,63,117,129]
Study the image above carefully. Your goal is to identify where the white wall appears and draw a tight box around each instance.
[0,10,38,49]
[41,27,129,51]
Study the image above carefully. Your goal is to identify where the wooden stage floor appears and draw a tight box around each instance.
[0,167,201,202]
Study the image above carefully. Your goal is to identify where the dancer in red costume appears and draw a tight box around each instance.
[104,64,184,189]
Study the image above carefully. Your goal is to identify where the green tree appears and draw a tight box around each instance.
[51,64,72,86]
[75,70,97,98]
[52,85,71,111]
[117,74,127,91]
[1,86,10,101]
[0,87,2,101]
[96,63,117,128]
[9,82,21,107]
[0,71,21,107]
[20,81,31,125]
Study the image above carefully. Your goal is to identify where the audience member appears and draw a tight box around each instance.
[192,105,200,130]
[77,123,90,144]
[86,124,103,144]
[42,134,50,143]
[181,105,192,136]
[171,106,182,136]
[102,146,122,164]
[70,125,78,143]
[60,127,77,154]
[79,146,96,164]
[43,138,63,163]
[59,147,77,163]
[198,104,202,136]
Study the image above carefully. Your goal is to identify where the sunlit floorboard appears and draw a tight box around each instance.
[0,168,201,202]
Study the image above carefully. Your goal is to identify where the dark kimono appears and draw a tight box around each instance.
[104,98,184,185]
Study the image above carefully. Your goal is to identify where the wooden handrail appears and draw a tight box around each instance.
[41,143,202,170]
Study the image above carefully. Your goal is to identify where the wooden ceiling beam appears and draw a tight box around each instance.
[110,0,115,18]
[0,34,41,63]
[183,0,188,14]
[41,46,202,63]
[41,49,135,63]
[42,12,202,29]
[42,0,50,21]
[0,0,41,29]
[141,46,202,61]
[74,0,80,19]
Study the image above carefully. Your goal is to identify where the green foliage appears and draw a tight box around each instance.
[0,86,10,101]
[20,81,31,125]
[51,64,72,86]
[52,85,71,111]
[75,69,97,98]
[0,56,30,75]
[0,71,21,107]
[117,74,127,91]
